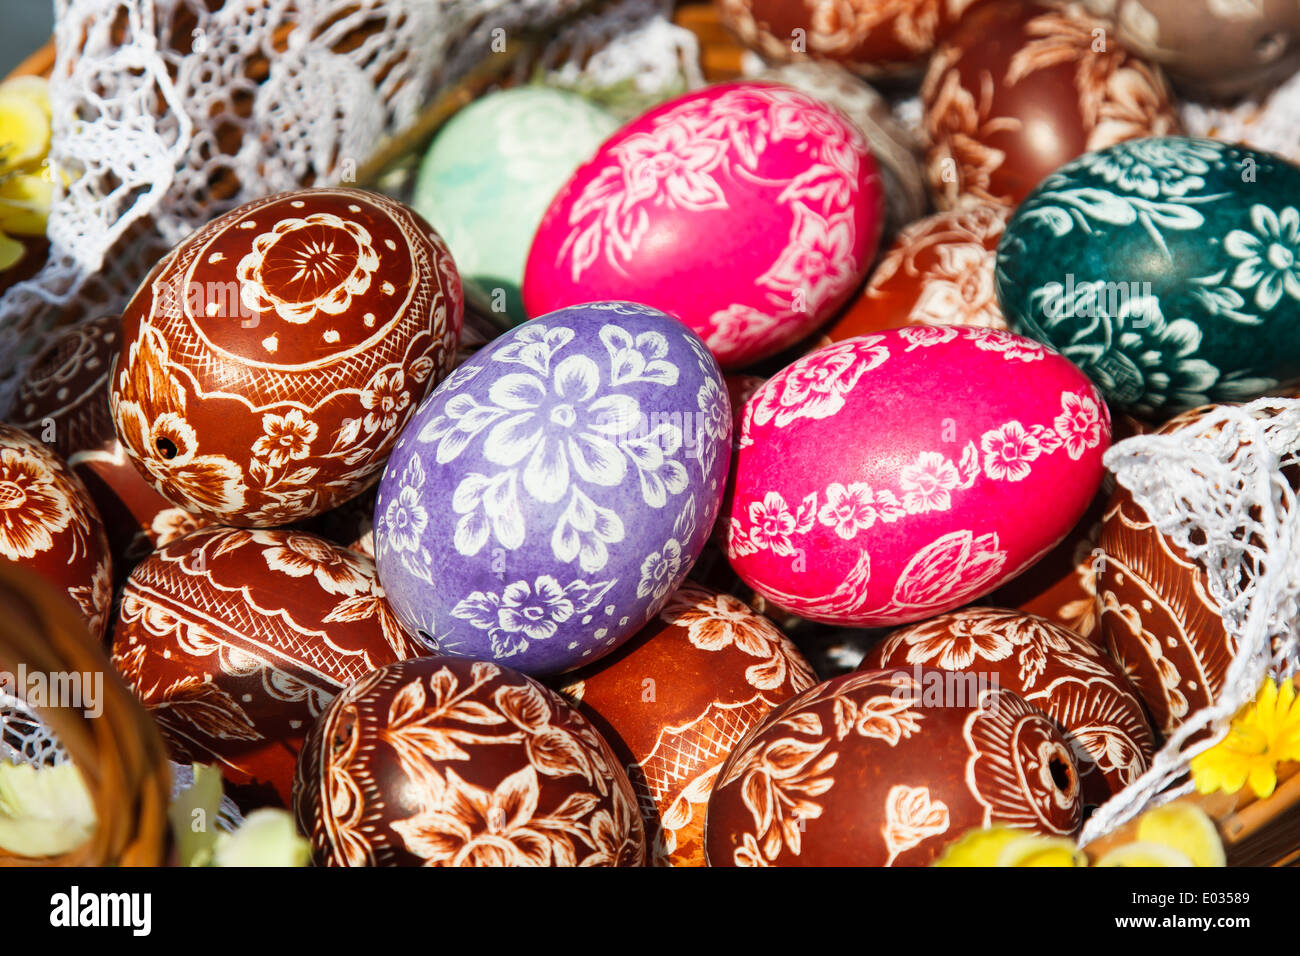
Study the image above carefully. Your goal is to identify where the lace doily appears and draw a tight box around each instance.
[1080,398,1300,845]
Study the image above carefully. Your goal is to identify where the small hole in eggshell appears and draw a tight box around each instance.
[1256,31,1288,63]
[1049,755,1074,795]
[156,437,178,460]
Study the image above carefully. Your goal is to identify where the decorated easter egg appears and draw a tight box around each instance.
[923,3,1178,210]
[715,0,972,78]
[13,313,210,566]
[725,326,1111,627]
[294,655,645,866]
[413,88,618,328]
[1086,0,1300,100]
[110,526,423,807]
[996,137,1300,417]
[861,607,1155,805]
[754,61,928,239]
[1093,403,1291,737]
[374,302,732,675]
[704,667,1083,866]
[110,187,463,527]
[523,83,884,369]
[558,583,816,866]
[827,202,1010,342]
[0,425,112,640]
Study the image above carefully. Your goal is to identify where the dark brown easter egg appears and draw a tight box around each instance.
[0,424,112,641]
[705,666,1082,865]
[559,583,816,866]
[12,313,211,567]
[860,607,1155,806]
[717,0,979,78]
[922,2,1179,209]
[110,187,463,527]
[294,655,646,866]
[827,202,1010,341]
[109,525,423,807]
[1096,403,1296,736]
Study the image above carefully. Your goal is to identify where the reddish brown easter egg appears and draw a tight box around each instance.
[110,187,463,527]
[0,424,112,640]
[294,655,646,866]
[559,583,816,866]
[12,313,210,567]
[705,666,1082,865]
[109,525,423,807]
[922,2,1179,209]
[860,607,1155,806]
[1096,403,1298,736]
[716,0,979,78]
[827,202,1010,342]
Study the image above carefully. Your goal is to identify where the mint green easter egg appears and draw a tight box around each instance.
[413,87,619,326]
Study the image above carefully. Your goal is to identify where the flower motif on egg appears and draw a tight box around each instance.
[236,212,380,324]
[253,409,317,468]
[0,445,73,559]
[745,337,890,435]
[817,481,904,538]
[259,531,371,595]
[1224,205,1300,311]
[980,422,1042,482]
[899,452,961,514]
[1072,138,1220,200]
[451,575,610,659]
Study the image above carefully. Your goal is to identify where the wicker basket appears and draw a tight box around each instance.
[3,1,1297,868]
[0,560,171,866]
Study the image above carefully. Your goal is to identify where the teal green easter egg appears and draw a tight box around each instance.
[413,87,618,327]
[995,137,1300,417]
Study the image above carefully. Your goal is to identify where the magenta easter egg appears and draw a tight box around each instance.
[725,327,1111,627]
[523,82,884,370]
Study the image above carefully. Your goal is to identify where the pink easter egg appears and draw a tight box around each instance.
[725,326,1111,627]
[523,82,884,370]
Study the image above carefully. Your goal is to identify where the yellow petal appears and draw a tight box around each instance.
[997,835,1088,867]
[0,75,50,119]
[0,172,52,235]
[1136,804,1225,867]
[0,92,49,171]
[0,231,24,271]
[1246,762,1279,800]
[931,826,1022,867]
[1095,842,1196,867]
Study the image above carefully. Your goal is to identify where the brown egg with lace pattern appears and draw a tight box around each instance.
[109,525,423,808]
[295,655,646,866]
[922,2,1179,210]
[705,666,1083,866]
[558,583,816,866]
[110,187,462,527]
[0,424,112,642]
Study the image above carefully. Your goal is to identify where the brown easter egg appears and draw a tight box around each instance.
[717,0,980,78]
[705,666,1082,865]
[860,607,1155,806]
[294,655,646,866]
[109,525,423,807]
[922,2,1178,209]
[0,424,112,641]
[1096,403,1297,735]
[827,202,1010,341]
[110,187,463,527]
[559,583,816,866]
[12,313,211,567]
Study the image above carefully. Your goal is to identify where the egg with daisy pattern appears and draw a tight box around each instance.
[996,137,1300,417]
[374,302,732,675]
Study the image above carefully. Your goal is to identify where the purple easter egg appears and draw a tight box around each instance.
[374,301,732,675]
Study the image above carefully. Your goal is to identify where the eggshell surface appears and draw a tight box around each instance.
[726,326,1110,627]
[524,83,883,369]
[374,302,732,675]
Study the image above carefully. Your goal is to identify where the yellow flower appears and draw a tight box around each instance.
[932,825,1086,867]
[1191,678,1300,799]
[0,74,53,272]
